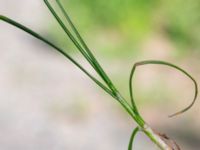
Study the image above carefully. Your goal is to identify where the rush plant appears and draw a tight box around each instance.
[0,0,198,149]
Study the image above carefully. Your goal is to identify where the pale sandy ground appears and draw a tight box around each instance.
[0,0,199,150]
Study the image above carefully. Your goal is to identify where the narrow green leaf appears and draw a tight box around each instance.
[55,0,117,93]
[128,127,140,150]
[44,0,117,94]
[0,15,114,98]
[129,60,198,117]
[129,63,140,115]
[43,0,94,67]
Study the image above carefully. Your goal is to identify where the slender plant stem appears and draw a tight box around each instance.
[142,124,172,150]
[114,93,171,150]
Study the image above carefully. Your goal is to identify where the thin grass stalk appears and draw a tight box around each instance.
[44,0,117,94]
[55,0,117,93]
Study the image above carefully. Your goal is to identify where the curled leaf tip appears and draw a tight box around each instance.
[170,71,198,118]
[169,80,198,118]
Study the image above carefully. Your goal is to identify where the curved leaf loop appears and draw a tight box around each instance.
[129,60,198,117]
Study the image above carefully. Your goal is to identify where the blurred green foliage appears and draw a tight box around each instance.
[161,0,200,49]
[48,0,200,57]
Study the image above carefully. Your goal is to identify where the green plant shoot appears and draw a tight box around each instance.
[0,0,198,149]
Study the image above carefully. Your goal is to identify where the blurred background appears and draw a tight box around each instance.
[0,0,200,149]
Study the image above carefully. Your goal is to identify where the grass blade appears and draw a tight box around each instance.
[0,15,114,98]
[129,60,198,117]
[44,0,117,94]
[128,127,140,150]
[55,0,117,93]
